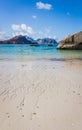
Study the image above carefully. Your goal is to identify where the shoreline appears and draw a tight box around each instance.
[0,56,82,62]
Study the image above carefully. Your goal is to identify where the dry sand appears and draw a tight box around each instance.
[0,59,82,130]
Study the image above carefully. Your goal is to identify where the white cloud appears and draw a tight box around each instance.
[0,31,6,40]
[0,31,11,40]
[36,1,52,10]
[32,15,37,19]
[53,35,57,40]
[12,32,29,37]
[12,24,20,31]
[26,26,33,35]
[0,31,5,36]
[21,24,27,30]
[11,24,34,35]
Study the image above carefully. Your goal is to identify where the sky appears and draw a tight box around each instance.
[0,0,82,41]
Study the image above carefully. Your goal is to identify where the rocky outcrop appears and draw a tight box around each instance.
[57,31,82,50]
[37,38,57,46]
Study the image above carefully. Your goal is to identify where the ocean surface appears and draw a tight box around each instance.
[0,44,82,61]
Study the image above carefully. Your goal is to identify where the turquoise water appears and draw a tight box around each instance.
[0,44,82,61]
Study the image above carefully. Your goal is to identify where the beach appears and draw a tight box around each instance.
[0,59,82,130]
[0,0,82,129]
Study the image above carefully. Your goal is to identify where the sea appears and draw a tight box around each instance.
[0,44,82,62]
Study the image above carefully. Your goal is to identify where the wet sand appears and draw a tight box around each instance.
[0,59,82,130]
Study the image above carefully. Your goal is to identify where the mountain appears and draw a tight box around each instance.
[0,35,57,46]
[37,38,57,46]
[26,36,37,44]
[0,35,38,45]
[57,31,82,50]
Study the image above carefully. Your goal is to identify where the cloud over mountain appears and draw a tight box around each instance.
[11,24,34,35]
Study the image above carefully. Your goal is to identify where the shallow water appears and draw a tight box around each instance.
[0,44,82,61]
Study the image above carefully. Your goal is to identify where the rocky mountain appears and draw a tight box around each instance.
[37,38,57,46]
[57,31,82,50]
[0,35,57,46]
[0,35,38,45]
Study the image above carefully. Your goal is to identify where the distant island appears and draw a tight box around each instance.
[0,35,57,46]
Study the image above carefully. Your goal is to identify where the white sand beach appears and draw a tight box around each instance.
[0,59,82,130]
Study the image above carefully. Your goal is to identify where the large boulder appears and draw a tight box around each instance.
[57,31,82,50]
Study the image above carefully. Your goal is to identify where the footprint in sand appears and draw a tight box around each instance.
[36,106,39,109]
[77,93,80,96]
[22,115,24,117]
[8,115,10,118]
[33,112,37,115]
[6,113,10,118]
[72,91,76,93]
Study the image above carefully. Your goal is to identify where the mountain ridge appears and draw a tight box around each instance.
[0,35,58,46]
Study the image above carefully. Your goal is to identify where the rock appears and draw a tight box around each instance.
[57,31,82,50]
[30,43,39,46]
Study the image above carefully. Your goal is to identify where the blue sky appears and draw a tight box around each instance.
[0,0,82,41]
